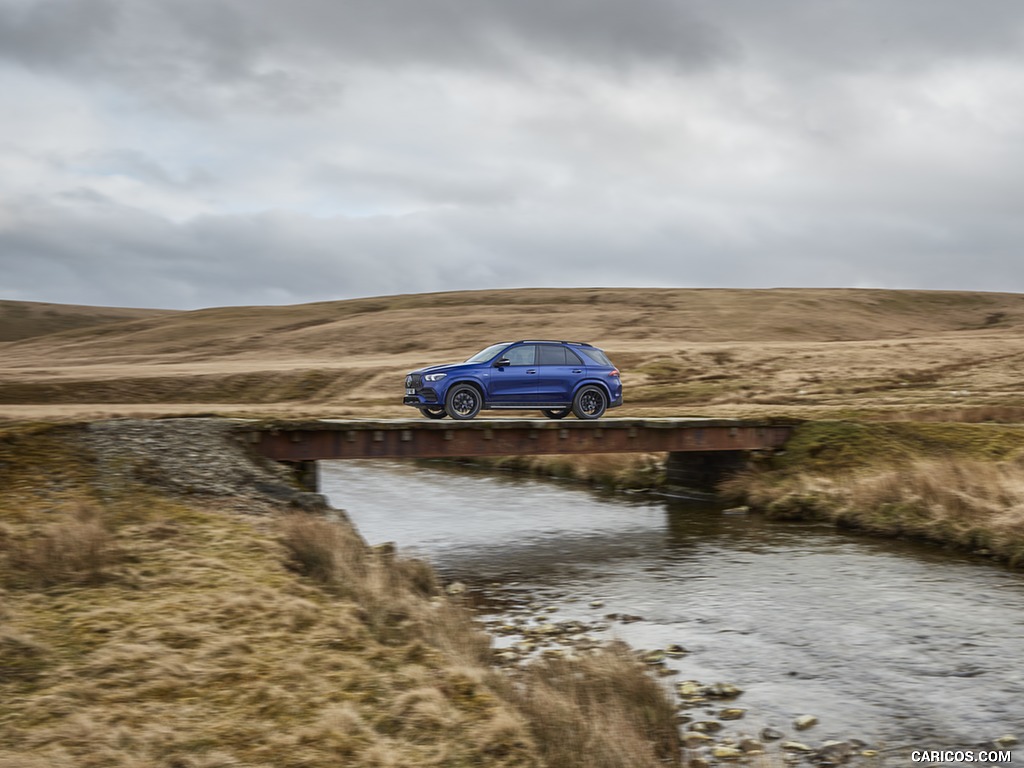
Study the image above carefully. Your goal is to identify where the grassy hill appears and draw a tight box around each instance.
[3,287,1024,421]
[0,300,174,343]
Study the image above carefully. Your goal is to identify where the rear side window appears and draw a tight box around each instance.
[538,345,584,365]
[576,347,613,366]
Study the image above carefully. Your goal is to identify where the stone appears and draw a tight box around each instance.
[718,708,746,720]
[738,737,763,752]
[711,747,744,760]
[709,682,743,698]
[589,600,605,608]
[641,649,667,665]
[995,735,1019,747]
[815,741,853,765]
[781,741,814,753]
[688,759,711,768]
[793,714,818,730]
[677,680,704,697]
[683,732,714,747]
[666,643,689,657]
[445,581,467,595]
[690,721,723,733]
[760,727,785,741]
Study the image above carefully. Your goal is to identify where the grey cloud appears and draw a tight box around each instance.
[706,0,1024,71]
[0,0,120,69]
[4,185,1022,311]
[0,0,725,103]
[3,1,1024,308]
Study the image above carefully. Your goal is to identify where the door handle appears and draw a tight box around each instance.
[526,369,537,374]
[571,369,583,374]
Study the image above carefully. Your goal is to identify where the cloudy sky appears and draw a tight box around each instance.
[2,0,1023,309]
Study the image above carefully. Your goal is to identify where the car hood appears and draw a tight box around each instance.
[408,362,468,376]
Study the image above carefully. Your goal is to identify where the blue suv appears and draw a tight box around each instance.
[403,340,623,420]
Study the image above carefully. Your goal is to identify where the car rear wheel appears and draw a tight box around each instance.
[541,408,571,419]
[445,384,482,420]
[419,406,447,419]
[572,385,607,420]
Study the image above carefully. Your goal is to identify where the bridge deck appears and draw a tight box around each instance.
[241,418,795,461]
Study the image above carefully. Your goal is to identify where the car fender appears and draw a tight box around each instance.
[442,375,489,399]
[571,378,613,400]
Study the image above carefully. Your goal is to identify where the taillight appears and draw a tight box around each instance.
[609,369,619,377]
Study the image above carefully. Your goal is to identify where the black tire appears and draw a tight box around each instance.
[445,384,482,420]
[542,408,571,419]
[572,385,607,420]
[419,406,447,419]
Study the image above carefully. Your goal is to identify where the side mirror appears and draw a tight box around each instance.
[494,358,510,367]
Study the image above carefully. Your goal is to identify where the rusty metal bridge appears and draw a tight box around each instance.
[241,418,796,491]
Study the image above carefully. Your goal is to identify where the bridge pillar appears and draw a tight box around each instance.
[283,460,319,492]
[665,451,748,492]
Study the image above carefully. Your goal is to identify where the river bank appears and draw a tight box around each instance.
[4,417,1022,766]
[0,420,679,768]
[454,421,1024,568]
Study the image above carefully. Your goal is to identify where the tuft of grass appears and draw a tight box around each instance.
[724,451,1024,565]
[499,644,681,768]
[279,512,368,586]
[2,505,116,588]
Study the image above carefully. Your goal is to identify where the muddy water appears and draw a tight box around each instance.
[321,460,1024,750]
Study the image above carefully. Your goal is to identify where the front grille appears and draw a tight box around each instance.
[406,374,423,388]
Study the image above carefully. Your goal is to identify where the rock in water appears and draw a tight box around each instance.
[718,708,746,720]
[793,714,818,730]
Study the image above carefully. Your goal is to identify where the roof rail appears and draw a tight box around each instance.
[513,339,592,346]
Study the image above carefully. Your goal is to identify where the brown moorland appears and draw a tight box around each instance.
[3,287,1024,422]
[0,420,682,768]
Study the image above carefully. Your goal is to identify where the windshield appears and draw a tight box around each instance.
[465,343,510,364]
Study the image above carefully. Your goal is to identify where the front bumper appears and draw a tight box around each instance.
[404,388,440,406]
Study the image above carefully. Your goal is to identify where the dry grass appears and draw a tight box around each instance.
[1,439,680,767]
[725,453,1024,565]
[1,504,115,588]
[4,287,1024,422]
[500,645,681,768]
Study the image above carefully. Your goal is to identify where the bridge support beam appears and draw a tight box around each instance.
[283,459,319,492]
[665,450,748,492]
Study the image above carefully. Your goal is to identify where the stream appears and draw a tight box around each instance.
[322,459,1024,756]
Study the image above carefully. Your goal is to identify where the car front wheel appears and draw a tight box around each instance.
[572,385,607,420]
[445,384,482,420]
[419,406,447,419]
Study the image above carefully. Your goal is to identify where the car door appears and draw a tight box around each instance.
[487,344,540,404]
[536,344,585,404]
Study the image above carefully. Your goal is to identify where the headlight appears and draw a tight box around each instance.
[424,373,447,382]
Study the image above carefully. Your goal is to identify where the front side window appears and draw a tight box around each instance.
[503,345,537,366]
